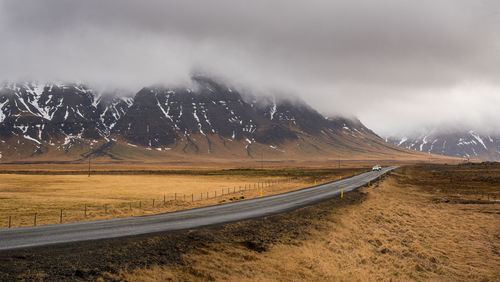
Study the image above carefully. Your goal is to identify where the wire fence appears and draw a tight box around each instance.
[2,177,303,229]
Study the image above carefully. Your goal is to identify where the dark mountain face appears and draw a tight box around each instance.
[110,77,339,148]
[94,90,134,136]
[0,78,393,161]
[387,131,500,161]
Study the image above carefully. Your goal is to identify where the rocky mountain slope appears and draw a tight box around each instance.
[387,131,500,161]
[0,77,426,162]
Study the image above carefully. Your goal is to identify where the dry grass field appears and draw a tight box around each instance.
[0,167,367,228]
[0,163,497,281]
[0,154,462,172]
[119,163,500,281]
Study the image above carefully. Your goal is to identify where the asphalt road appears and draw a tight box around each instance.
[0,166,397,251]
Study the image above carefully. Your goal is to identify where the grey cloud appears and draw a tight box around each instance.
[0,0,499,135]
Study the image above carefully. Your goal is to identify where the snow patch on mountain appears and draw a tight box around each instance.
[24,134,41,145]
[0,100,7,122]
[269,102,277,120]
[398,137,407,146]
[469,130,487,150]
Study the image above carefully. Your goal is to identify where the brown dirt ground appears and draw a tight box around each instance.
[0,163,498,281]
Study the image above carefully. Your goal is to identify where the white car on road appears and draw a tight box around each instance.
[372,165,382,171]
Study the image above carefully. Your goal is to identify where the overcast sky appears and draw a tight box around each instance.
[0,0,499,136]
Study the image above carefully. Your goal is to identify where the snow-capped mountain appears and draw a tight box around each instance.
[0,82,134,151]
[387,131,500,161]
[0,77,420,161]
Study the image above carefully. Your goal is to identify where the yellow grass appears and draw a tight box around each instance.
[0,169,364,228]
[122,168,500,281]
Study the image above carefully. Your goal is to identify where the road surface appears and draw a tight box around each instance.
[0,166,397,251]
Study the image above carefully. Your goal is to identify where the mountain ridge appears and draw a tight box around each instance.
[386,130,500,161]
[0,78,436,162]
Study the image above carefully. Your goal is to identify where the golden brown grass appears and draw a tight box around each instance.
[122,165,500,281]
[0,168,365,228]
[0,153,461,173]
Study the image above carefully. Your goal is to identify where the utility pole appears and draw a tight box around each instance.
[88,153,91,177]
[261,151,263,170]
[88,143,92,177]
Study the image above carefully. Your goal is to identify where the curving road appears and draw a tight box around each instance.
[0,166,397,251]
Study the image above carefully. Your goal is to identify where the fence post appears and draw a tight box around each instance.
[84,204,87,217]
[153,199,155,207]
[192,194,194,202]
[163,194,166,204]
[105,204,107,214]
[207,192,209,199]
[139,201,142,209]
[184,194,186,201]
[8,216,11,228]
[60,209,63,224]
[215,191,217,198]
[34,213,37,227]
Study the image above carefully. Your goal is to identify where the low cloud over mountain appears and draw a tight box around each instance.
[0,0,499,137]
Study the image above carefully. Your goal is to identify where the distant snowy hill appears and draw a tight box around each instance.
[386,131,500,161]
[0,77,426,162]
